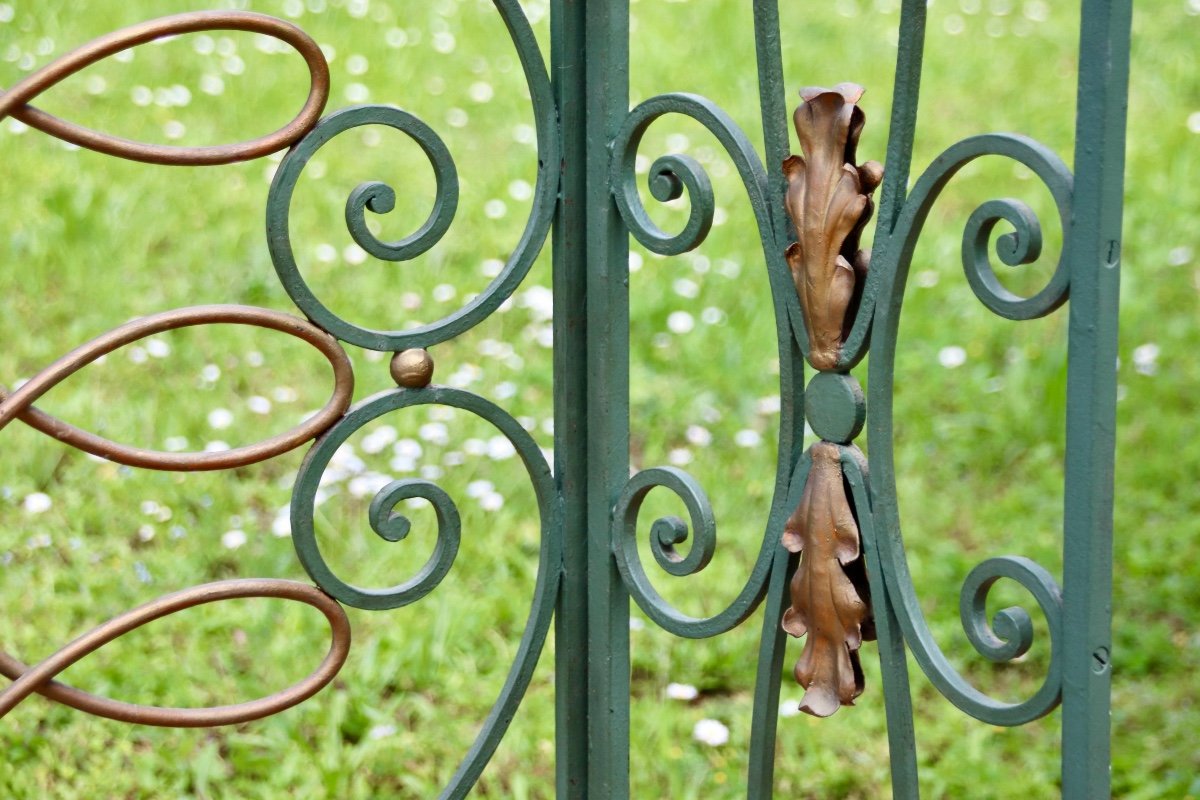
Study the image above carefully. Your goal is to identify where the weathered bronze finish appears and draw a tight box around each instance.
[0,305,355,471]
[782,443,874,717]
[391,348,435,388]
[0,11,329,165]
[780,84,879,717]
[783,83,882,371]
[0,579,350,726]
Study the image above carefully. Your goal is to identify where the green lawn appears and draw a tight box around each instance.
[1,0,1198,797]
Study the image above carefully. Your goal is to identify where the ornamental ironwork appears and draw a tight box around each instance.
[1,1,1131,797]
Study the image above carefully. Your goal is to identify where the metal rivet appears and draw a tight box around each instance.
[390,349,434,388]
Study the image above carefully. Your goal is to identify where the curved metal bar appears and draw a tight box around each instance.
[614,147,714,255]
[745,546,797,800]
[751,0,791,220]
[0,11,329,165]
[871,132,1073,326]
[267,104,460,347]
[838,0,929,368]
[748,0,811,366]
[619,467,716,579]
[746,543,803,797]
[613,341,807,643]
[0,579,350,726]
[610,92,767,257]
[612,464,770,639]
[266,0,559,352]
[609,89,815,403]
[289,386,556,610]
[346,167,456,263]
[840,448,918,796]
[0,305,354,471]
[288,385,561,799]
[865,133,1073,726]
[883,542,1063,726]
[611,467,715,629]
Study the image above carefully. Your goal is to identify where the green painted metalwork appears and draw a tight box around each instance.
[1,0,1134,796]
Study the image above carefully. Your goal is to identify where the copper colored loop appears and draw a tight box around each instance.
[0,305,354,471]
[0,11,330,165]
[0,579,351,726]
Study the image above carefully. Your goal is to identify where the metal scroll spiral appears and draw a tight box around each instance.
[865,132,1073,725]
[261,1,562,795]
[0,10,363,727]
[287,387,562,799]
[266,0,559,354]
[288,388,558,613]
[608,92,804,639]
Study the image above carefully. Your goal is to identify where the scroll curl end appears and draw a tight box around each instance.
[782,442,874,717]
[784,84,882,370]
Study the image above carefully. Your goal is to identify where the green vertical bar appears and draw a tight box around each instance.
[751,0,790,223]
[585,2,632,797]
[745,10,796,794]
[551,0,591,795]
[554,2,634,794]
[874,4,927,795]
[746,549,798,799]
[877,0,926,235]
[844,451,920,799]
[1061,1,1131,797]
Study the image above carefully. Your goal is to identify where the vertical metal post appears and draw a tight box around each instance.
[553,1,631,796]
[1061,1,1131,797]
[584,3,632,797]
[551,0,591,794]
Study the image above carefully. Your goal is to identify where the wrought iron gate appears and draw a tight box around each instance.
[1,0,1132,796]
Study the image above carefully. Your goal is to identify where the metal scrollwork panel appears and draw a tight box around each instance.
[0,0,1132,796]
[603,4,841,796]
[807,0,1129,795]
[753,3,1081,795]
[1,4,563,797]
[605,0,1117,795]
[287,386,562,798]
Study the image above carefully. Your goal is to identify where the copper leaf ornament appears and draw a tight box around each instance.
[784,83,882,370]
[782,444,875,717]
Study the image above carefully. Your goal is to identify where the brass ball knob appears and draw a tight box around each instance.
[390,349,434,389]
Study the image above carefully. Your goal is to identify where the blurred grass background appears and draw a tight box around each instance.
[0,0,1197,797]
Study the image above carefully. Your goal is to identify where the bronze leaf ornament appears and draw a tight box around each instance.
[780,84,880,717]
[782,443,875,717]
[784,82,882,370]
